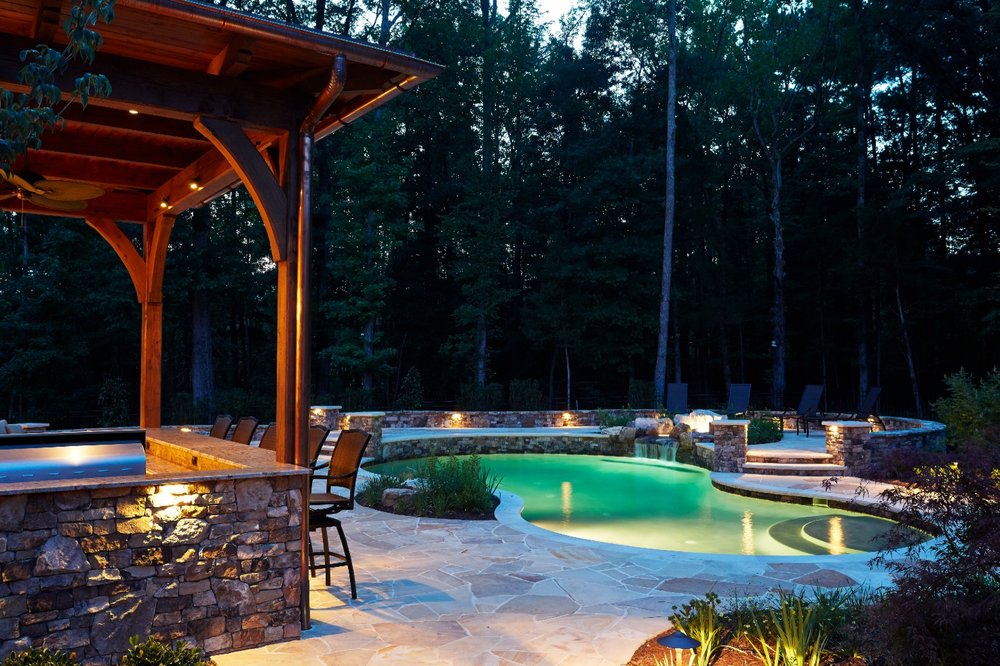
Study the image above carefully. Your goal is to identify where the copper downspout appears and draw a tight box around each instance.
[297,54,347,631]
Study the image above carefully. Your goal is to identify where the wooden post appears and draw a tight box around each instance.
[139,213,175,428]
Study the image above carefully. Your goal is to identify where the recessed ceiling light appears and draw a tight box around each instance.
[128,109,139,115]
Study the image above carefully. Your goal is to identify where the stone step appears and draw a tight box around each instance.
[741,461,847,476]
[746,452,834,465]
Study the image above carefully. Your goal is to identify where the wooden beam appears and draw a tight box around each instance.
[145,147,241,221]
[207,35,254,77]
[31,0,63,42]
[32,130,205,169]
[194,117,288,261]
[0,35,300,130]
[85,217,146,302]
[60,105,207,142]
[20,151,178,191]
[0,191,150,222]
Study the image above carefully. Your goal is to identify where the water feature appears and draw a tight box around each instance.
[367,453,926,555]
[634,438,678,463]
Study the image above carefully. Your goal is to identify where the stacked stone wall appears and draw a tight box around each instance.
[381,410,660,429]
[0,476,303,663]
[376,434,632,462]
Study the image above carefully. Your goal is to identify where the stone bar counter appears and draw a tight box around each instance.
[0,427,309,664]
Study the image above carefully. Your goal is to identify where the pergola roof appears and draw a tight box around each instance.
[0,0,442,222]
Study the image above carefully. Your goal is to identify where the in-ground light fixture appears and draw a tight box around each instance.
[657,630,700,665]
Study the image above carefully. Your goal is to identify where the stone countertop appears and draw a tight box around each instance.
[0,427,309,497]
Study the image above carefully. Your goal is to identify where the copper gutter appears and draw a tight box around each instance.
[294,53,346,632]
[119,0,442,80]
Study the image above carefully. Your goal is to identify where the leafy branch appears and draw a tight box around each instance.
[0,0,115,173]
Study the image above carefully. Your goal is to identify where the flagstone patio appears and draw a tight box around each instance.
[215,471,898,665]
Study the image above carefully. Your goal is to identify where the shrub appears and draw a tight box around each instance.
[862,445,1000,664]
[410,455,501,517]
[2,648,78,666]
[627,379,655,409]
[669,592,724,666]
[748,417,783,444]
[357,470,411,508]
[747,592,827,666]
[508,379,544,410]
[121,636,214,666]
[597,409,631,428]
[934,368,1000,450]
[395,367,424,409]
[457,382,504,410]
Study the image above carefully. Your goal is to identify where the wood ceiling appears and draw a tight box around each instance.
[0,0,442,222]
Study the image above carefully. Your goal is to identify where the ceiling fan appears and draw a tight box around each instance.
[0,168,106,212]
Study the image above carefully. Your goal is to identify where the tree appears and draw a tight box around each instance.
[0,0,114,172]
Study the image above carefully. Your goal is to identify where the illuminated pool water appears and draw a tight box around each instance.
[366,454,922,556]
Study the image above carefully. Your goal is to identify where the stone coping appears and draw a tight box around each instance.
[381,426,608,442]
[0,427,308,496]
[821,420,872,427]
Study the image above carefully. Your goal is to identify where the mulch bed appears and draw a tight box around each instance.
[628,632,866,666]
[357,494,500,521]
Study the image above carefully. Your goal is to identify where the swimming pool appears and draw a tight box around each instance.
[366,454,922,556]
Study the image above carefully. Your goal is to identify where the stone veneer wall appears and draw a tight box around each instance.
[376,434,633,462]
[864,416,946,466]
[0,477,303,663]
[381,410,660,429]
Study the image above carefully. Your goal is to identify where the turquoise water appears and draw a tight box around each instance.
[367,454,916,556]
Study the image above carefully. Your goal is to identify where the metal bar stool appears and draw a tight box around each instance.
[308,509,357,598]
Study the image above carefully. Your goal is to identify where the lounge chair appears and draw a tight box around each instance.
[725,383,752,417]
[829,386,883,428]
[778,384,824,437]
[666,383,688,414]
[229,416,259,445]
[208,414,233,439]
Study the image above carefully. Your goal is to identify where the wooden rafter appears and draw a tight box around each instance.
[85,217,146,301]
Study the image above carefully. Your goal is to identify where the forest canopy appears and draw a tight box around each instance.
[1,0,997,426]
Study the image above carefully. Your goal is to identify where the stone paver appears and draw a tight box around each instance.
[215,470,898,666]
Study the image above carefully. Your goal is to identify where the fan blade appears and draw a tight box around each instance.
[33,180,105,201]
[29,194,87,211]
[0,170,44,195]
[0,193,15,202]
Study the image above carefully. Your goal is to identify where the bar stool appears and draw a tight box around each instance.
[308,509,357,597]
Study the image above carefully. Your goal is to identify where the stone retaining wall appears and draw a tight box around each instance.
[375,434,633,462]
[865,416,946,465]
[0,477,303,663]
[381,409,660,429]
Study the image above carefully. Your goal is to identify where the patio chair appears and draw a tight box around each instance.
[829,386,883,429]
[229,416,259,445]
[725,383,752,417]
[308,428,369,596]
[257,422,277,451]
[665,383,688,414]
[208,414,233,439]
[781,384,824,437]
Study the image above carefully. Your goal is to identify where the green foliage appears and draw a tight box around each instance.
[934,369,1000,449]
[357,471,410,508]
[669,592,724,666]
[2,648,78,666]
[508,379,543,410]
[409,455,501,517]
[120,636,213,666]
[97,376,129,427]
[627,379,655,409]
[747,417,783,445]
[394,368,424,410]
[457,382,503,410]
[0,0,115,171]
[747,592,828,666]
[597,409,631,428]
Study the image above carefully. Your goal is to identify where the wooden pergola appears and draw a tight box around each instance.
[0,0,442,467]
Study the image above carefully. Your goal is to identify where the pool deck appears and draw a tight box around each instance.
[216,429,904,666]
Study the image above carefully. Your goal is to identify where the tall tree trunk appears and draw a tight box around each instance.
[769,154,786,409]
[896,283,923,417]
[190,207,214,420]
[653,0,678,407]
[564,346,571,410]
[854,1,870,404]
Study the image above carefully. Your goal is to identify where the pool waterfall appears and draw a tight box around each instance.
[634,438,678,463]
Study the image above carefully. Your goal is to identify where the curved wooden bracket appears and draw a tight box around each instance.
[194,116,288,261]
[85,217,147,303]
[145,213,175,303]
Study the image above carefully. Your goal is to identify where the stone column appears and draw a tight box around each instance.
[308,405,341,430]
[823,420,872,471]
[711,420,748,473]
[339,412,384,456]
